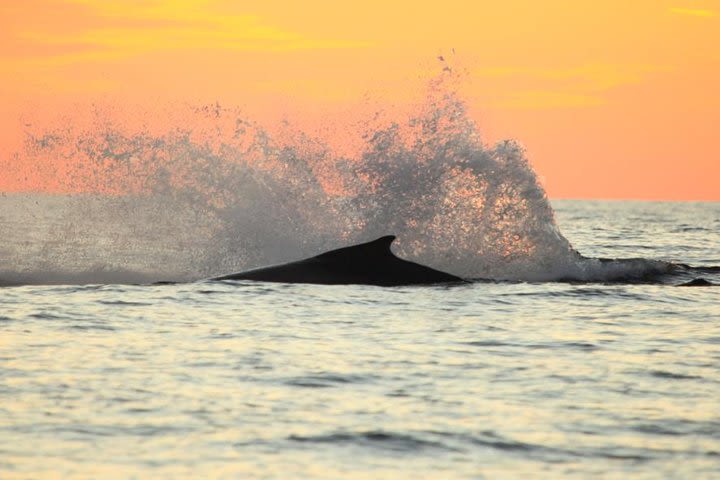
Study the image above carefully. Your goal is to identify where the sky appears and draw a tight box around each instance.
[1,0,718,200]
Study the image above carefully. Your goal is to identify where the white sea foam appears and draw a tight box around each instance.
[0,80,707,285]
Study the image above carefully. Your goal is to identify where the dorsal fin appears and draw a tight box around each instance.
[315,235,397,260]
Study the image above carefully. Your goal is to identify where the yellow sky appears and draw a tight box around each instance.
[1,0,718,199]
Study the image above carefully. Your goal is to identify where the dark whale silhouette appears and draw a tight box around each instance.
[211,235,464,286]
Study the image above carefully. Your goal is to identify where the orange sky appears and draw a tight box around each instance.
[1,0,718,200]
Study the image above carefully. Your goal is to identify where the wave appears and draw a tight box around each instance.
[513,256,720,285]
[1,75,717,286]
[284,428,699,462]
[287,430,457,452]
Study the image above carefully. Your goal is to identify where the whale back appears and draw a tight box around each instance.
[212,235,463,286]
[315,235,397,261]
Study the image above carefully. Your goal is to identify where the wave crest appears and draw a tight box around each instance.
[2,78,712,285]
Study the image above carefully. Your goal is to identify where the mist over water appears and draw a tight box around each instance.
[0,77,712,285]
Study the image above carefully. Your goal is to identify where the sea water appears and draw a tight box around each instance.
[1,83,719,478]
[1,200,718,479]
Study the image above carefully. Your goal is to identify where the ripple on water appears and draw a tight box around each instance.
[96,300,152,306]
[67,324,117,332]
[631,423,686,437]
[48,423,191,438]
[288,430,458,453]
[285,373,376,389]
[648,370,703,381]
[454,431,658,462]
[462,340,599,351]
[29,312,68,320]
[462,340,509,347]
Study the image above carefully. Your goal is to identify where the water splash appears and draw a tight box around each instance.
[0,77,702,285]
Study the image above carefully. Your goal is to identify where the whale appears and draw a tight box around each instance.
[211,235,465,286]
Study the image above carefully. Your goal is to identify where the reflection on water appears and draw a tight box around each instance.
[2,202,720,480]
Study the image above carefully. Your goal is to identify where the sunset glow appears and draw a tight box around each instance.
[1,0,718,200]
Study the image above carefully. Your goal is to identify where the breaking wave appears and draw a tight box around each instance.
[0,75,714,286]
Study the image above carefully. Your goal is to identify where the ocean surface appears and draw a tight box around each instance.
[1,199,718,479]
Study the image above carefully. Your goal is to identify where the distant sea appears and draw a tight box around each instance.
[1,199,719,479]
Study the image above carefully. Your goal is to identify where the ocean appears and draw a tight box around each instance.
[1,198,718,479]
